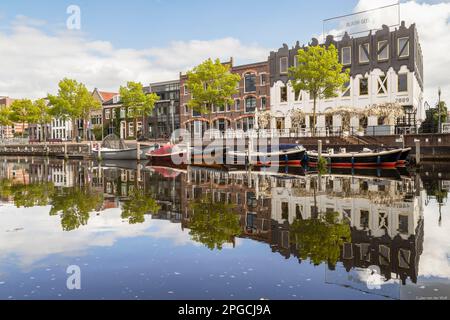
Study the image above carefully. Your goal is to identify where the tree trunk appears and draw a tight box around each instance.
[312,96,317,137]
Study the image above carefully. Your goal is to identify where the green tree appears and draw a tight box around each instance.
[119,82,159,138]
[420,101,447,133]
[48,78,101,141]
[49,186,103,231]
[121,189,161,224]
[33,99,52,142]
[188,196,241,250]
[10,181,55,208]
[9,99,37,138]
[0,105,12,139]
[289,44,349,136]
[290,212,351,268]
[186,59,241,135]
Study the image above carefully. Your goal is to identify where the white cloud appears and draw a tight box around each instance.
[355,0,450,105]
[0,206,196,271]
[0,16,269,99]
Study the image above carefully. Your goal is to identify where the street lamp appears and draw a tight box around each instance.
[438,87,442,134]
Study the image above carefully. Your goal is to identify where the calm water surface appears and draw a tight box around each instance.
[0,157,449,300]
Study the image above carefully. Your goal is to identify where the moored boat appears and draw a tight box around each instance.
[226,144,306,167]
[146,143,189,166]
[307,148,402,168]
[397,148,412,166]
[94,145,156,160]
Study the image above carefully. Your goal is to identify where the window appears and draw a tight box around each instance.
[245,97,256,113]
[359,77,369,96]
[128,108,134,118]
[235,99,241,111]
[120,108,126,118]
[293,55,298,68]
[105,109,111,120]
[280,57,288,74]
[342,47,351,65]
[244,73,256,93]
[378,75,388,95]
[183,84,189,95]
[359,43,370,63]
[137,122,143,135]
[295,90,302,101]
[280,86,288,102]
[377,40,389,61]
[398,37,410,58]
[215,104,225,113]
[398,74,408,92]
[261,97,267,110]
[184,105,189,114]
[342,81,351,97]
[226,103,231,112]
[128,122,134,137]
[260,74,267,86]
[360,210,369,229]
[399,215,409,234]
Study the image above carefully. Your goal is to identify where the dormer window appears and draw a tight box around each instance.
[359,43,370,63]
[113,95,121,104]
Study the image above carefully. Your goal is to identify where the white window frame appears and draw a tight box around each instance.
[377,74,388,95]
[377,40,389,61]
[235,99,241,111]
[359,43,370,63]
[260,73,267,86]
[342,47,352,65]
[398,37,410,58]
[183,84,189,95]
[397,73,408,93]
[280,86,288,103]
[280,57,288,74]
[342,82,351,98]
[105,109,111,120]
[244,73,256,94]
[359,77,369,96]
[128,122,134,137]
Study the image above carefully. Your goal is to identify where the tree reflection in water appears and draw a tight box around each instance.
[0,179,55,208]
[49,186,104,232]
[121,189,161,224]
[188,196,241,251]
[290,212,351,269]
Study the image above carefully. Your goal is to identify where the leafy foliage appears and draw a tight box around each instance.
[121,189,161,224]
[188,195,241,250]
[290,212,351,268]
[289,45,349,135]
[186,58,241,116]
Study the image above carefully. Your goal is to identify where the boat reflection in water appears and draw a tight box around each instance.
[0,156,445,300]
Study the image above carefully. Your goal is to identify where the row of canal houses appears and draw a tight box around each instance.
[20,22,424,141]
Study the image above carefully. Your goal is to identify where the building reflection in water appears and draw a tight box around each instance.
[0,157,427,292]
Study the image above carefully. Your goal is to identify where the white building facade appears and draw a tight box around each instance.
[268,22,424,136]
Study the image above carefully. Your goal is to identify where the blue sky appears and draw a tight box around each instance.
[0,0,449,104]
[0,0,364,49]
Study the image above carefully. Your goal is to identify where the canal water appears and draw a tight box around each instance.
[0,157,448,300]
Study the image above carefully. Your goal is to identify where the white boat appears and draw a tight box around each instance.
[93,134,159,160]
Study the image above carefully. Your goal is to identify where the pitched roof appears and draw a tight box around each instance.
[99,91,118,102]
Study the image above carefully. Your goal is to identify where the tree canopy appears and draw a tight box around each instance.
[186,58,241,116]
[289,44,349,135]
[188,195,241,251]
